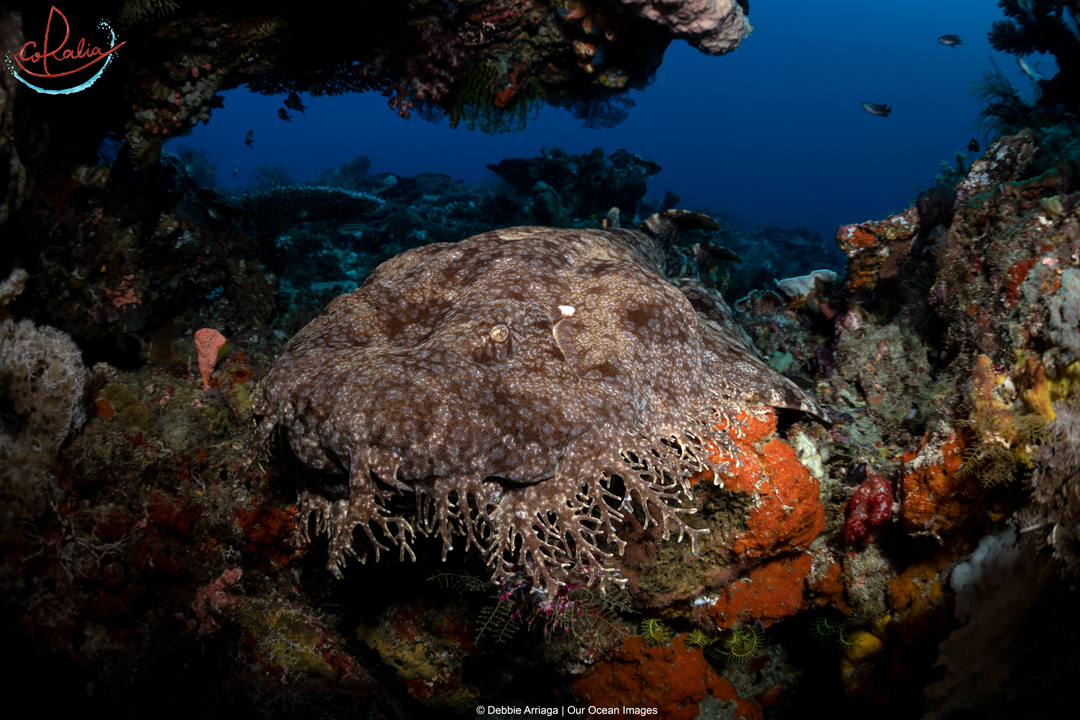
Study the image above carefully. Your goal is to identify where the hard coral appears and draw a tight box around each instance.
[358,599,480,712]
[248,211,823,595]
[618,0,752,55]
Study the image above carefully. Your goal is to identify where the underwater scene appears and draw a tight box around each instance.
[3,0,1080,717]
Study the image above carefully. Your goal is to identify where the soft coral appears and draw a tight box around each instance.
[844,471,893,544]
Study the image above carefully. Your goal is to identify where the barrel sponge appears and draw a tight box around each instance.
[0,316,87,539]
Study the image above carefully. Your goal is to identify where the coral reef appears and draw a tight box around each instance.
[487,146,664,221]
[7,119,1079,713]
[235,185,385,241]
[5,3,1080,706]
[228,0,723,131]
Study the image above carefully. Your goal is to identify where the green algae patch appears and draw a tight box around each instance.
[237,600,334,678]
[227,380,253,414]
[97,383,154,431]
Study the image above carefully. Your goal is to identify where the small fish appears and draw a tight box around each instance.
[233,160,239,179]
[278,108,292,122]
[861,102,892,117]
[1018,0,1037,24]
[285,91,307,114]
[938,34,963,47]
[1017,55,1044,83]
[245,129,255,147]
[142,327,179,366]
[337,221,366,237]
[337,218,384,238]
[129,140,162,186]
[967,138,980,153]
[136,140,162,168]
[195,188,244,224]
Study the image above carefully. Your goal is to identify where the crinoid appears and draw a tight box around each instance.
[685,629,711,648]
[812,614,859,649]
[640,618,673,646]
[706,623,765,663]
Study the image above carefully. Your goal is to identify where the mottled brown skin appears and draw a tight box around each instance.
[248,211,823,594]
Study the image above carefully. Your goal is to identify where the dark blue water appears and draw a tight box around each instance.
[174,0,1046,241]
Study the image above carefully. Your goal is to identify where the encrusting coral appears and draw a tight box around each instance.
[247,210,824,594]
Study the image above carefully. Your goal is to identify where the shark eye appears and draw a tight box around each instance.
[489,324,510,343]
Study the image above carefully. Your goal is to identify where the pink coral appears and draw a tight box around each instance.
[844,472,894,544]
[104,274,141,308]
[189,567,242,636]
[193,328,227,390]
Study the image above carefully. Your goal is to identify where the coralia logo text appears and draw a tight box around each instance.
[5,5,124,94]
